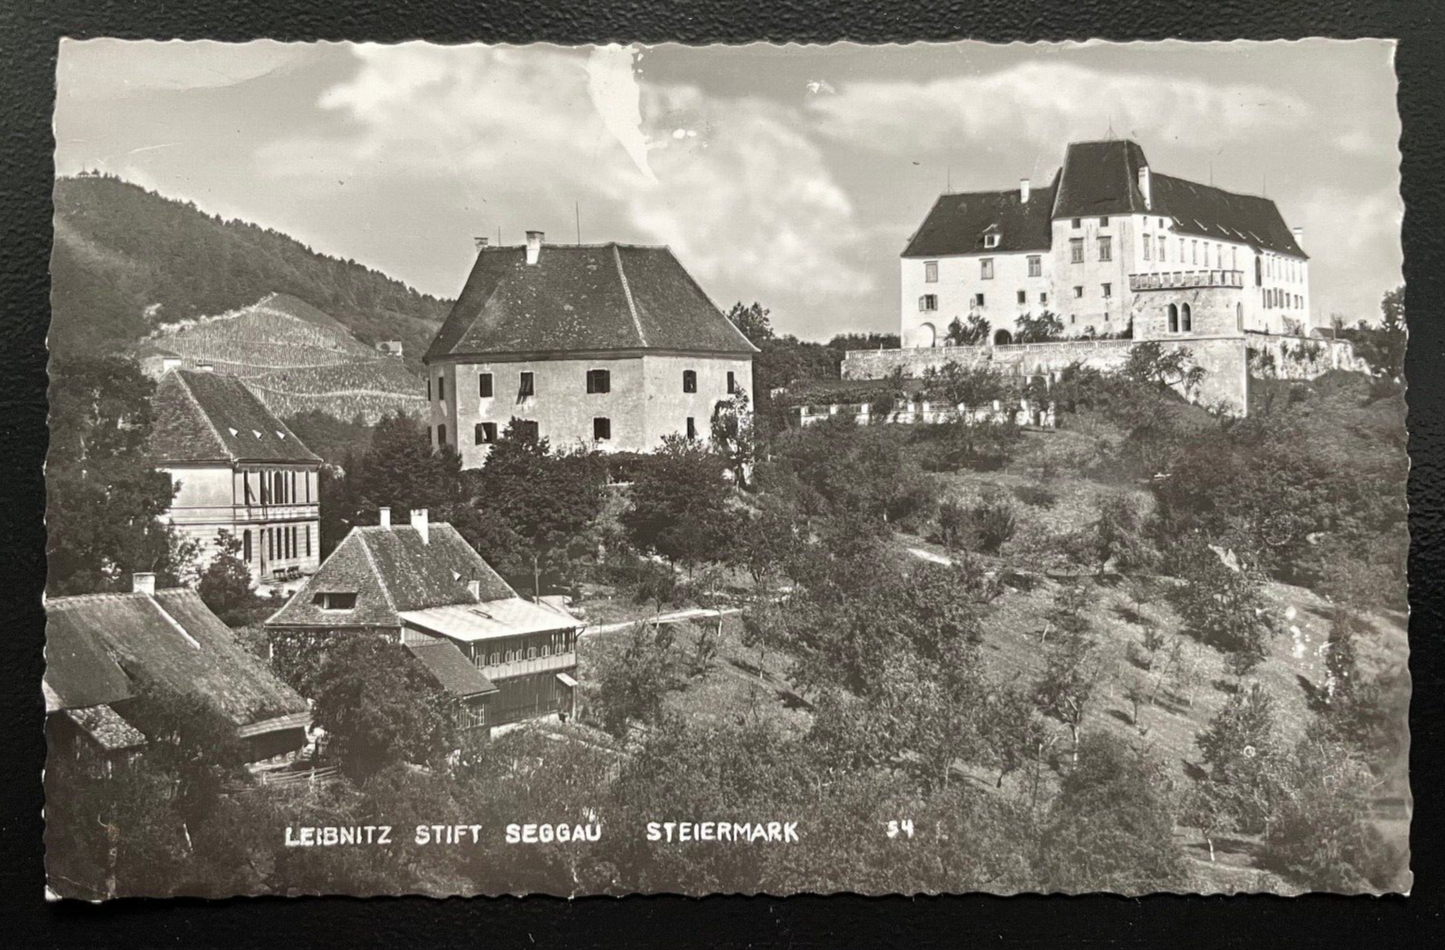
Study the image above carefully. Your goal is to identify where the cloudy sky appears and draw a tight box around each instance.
[55,40,1401,340]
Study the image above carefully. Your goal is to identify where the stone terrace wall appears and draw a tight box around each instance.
[842,336,1250,414]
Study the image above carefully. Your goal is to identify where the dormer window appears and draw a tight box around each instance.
[983,233,1000,249]
[313,592,358,611]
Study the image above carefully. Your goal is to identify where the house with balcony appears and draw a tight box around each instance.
[148,368,322,588]
[899,139,1313,348]
[423,233,758,467]
[265,508,582,732]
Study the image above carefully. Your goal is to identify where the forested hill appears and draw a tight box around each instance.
[50,174,450,369]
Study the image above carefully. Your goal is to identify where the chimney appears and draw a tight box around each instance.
[196,363,215,373]
[1138,165,1152,210]
[162,357,183,373]
[1291,226,1304,247]
[378,506,391,528]
[525,230,544,265]
[132,572,156,596]
[411,508,429,545]
[467,579,481,600]
[473,236,489,250]
[1019,178,1031,203]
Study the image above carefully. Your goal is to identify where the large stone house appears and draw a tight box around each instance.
[148,368,322,588]
[265,508,583,732]
[423,233,758,467]
[44,573,311,763]
[900,139,1313,348]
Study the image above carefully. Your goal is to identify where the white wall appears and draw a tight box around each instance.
[900,250,1052,347]
[432,353,753,465]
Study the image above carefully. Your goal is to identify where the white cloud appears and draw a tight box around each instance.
[256,43,870,301]
[807,61,1314,153]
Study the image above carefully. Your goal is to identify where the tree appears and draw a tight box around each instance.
[349,410,462,518]
[1013,310,1065,344]
[1039,733,1187,893]
[945,314,990,346]
[1174,545,1276,674]
[709,388,756,488]
[1094,495,1157,574]
[726,300,775,346]
[1193,683,1285,836]
[1121,341,1206,394]
[309,635,458,780]
[1033,592,1102,761]
[197,530,257,626]
[585,621,686,737]
[1338,286,1405,377]
[469,420,607,597]
[46,356,190,594]
[622,435,740,573]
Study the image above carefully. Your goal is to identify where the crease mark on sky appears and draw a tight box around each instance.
[586,44,656,184]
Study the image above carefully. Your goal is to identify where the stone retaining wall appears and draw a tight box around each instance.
[842,337,1249,414]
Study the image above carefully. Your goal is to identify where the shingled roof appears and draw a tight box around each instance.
[45,589,308,731]
[43,614,135,713]
[425,243,758,361]
[904,140,1305,259]
[149,369,322,465]
[903,171,1060,258]
[266,521,518,629]
[405,640,498,699]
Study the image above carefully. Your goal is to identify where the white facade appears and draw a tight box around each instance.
[427,352,754,467]
[901,182,1311,347]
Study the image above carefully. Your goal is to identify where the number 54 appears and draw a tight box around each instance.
[886,819,914,839]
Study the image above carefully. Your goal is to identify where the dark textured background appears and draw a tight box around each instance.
[2,2,1441,946]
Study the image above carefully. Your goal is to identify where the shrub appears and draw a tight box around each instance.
[970,493,1018,554]
[1012,484,1058,509]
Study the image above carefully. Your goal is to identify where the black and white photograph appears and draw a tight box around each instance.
[41,38,1410,898]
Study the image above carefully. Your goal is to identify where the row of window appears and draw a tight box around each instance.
[241,523,311,565]
[919,291,1050,312]
[241,469,311,506]
[436,415,703,448]
[1266,288,1304,309]
[433,369,741,401]
[924,256,1045,283]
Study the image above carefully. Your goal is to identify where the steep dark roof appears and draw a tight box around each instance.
[45,589,307,729]
[266,522,517,628]
[902,171,1060,258]
[1052,140,1152,219]
[904,140,1305,259]
[425,244,758,361]
[44,613,135,712]
[149,369,322,465]
[1150,173,1306,258]
[405,641,498,699]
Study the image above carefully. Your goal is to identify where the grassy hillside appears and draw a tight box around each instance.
[51,174,450,371]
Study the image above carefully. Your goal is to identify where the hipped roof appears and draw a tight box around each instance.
[903,140,1306,260]
[425,243,758,361]
[266,523,518,629]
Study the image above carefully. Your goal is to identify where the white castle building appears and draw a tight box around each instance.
[900,139,1313,348]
